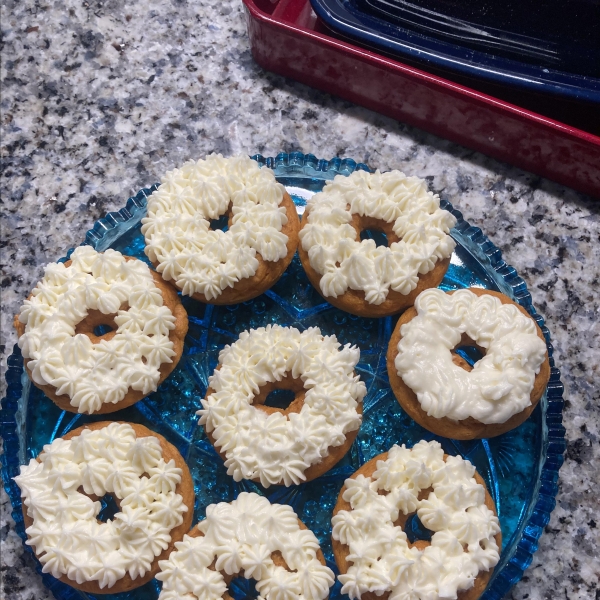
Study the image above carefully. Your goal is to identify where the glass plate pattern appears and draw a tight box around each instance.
[0,152,566,600]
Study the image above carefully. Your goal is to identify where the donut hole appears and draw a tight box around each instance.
[97,492,120,523]
[264,388,296,410]
[390,487,434,549]
[404,513,433,544]
[451,334,487,372]
[360,228,388,248]
[224,551,292,600]
[228,575,259,600]
[210,203,234,233]
[74,306,128,344]
[353,214,400,247]
[210,213,230,233]
[455,346,485,368]
[78,486,122,523]
[93,324,114,336]
[253,373,306,415]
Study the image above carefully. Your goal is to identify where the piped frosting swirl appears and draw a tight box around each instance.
[141,154,289,300]
[14,423,188,590]
[198,325,365,487]
[156,492,335,600]
[299,170,456,304]
[332,441,500,600]
[17,247,177,413]
[394,288,548,424]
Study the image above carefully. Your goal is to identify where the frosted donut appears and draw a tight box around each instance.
[198,325,366,487]
[14,247,188,415]
[298,170,456,317]
[156,492,335,600]
[141,154,300,304]
[14,421,194,594]
[386,288,551,439]
[331,441,501,600]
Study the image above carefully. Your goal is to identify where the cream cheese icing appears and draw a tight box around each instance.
[394,289,548,424]
[13,423,188,589]
[298,170,456,304]
[198,325,366,487]
[16,247,177,414]
[141,154,290,300]
[332,441,500,600]
[156,492,335,600]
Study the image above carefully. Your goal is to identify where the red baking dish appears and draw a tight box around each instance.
[243,0,600,198]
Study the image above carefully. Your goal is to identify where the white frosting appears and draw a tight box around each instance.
[197,325,365,487]
[141,154,290,300]
[299,170,456,305]
[331,441,500,600]
[156,492,334,600]
[14,423,188,589]
[17,247,177,414]
[394,289,548,424]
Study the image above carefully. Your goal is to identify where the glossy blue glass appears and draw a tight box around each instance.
[309,0,600,102]
[0,152,566,600]
[354,0,600,78]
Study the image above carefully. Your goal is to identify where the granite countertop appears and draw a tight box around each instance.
[1,0,598,598]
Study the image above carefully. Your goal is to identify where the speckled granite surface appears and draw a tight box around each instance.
[1,0,598,599]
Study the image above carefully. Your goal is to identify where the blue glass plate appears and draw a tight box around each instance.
[0,152,566,600]
[309,0,600,102]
